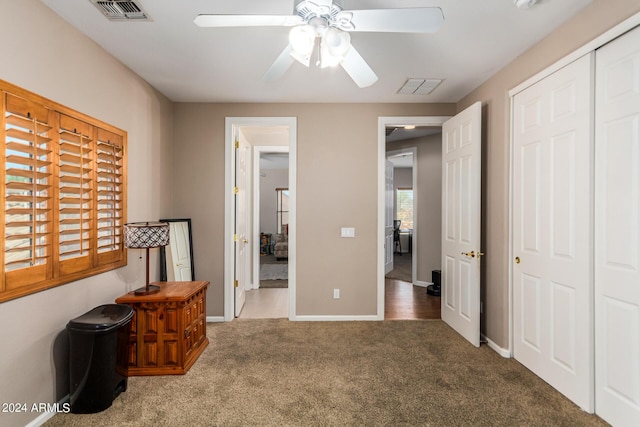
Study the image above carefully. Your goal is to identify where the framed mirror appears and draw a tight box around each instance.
[159,218,195,281]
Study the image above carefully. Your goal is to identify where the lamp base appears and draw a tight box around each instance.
[134,284,161,296]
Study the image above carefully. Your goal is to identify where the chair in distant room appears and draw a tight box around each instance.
[393,220,402,255]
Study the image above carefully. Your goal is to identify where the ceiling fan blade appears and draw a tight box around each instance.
[262,45,296,82]
[340,46,378,88]
[345,7,444,33]
[194,14,303,28]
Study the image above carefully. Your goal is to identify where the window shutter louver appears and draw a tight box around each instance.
[96,128,124,264]
[3,94,53,290]
[58,115,94,275]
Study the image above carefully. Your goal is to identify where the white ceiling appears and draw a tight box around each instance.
[40,0,593,103]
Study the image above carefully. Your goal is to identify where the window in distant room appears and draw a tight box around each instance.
[396,188,413,230]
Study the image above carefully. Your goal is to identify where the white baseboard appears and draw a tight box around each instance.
[293,315,380,321]
[482,334,511,358]
[206,316,225,323]
[25,396,70,427]
[414,280,432,288]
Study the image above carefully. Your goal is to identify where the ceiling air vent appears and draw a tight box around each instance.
[397,78,443,96]
[91,0,150,21]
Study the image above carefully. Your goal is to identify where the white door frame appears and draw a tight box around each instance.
[224,117,297,321]
[386,147,418,285]
[377,116,450,319]
[252,145,289,289]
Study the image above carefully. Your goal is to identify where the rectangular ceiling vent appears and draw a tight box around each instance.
[397,78,443,96]
[91,1,150,21]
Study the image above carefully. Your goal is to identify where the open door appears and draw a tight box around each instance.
[234,133,249,317]
[441,102,482,347]
[384,159,394,275]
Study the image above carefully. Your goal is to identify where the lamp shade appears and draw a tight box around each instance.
[124,222,170,249]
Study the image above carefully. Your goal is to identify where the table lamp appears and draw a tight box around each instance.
[124,221,170,295]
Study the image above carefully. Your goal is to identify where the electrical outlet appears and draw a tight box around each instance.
[333,289,340,299]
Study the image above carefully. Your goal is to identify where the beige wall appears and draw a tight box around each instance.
[172,103,456,316]
[0,1,174,426]
[387,133,443,283]
[457,0,640,349]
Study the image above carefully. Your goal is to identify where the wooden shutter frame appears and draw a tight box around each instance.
[0,79,127,303]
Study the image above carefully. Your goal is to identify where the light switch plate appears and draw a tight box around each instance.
[341,227,355,238]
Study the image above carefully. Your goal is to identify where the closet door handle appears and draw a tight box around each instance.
[515,256,521,264]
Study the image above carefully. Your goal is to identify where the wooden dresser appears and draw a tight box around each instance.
[115,281,209,376]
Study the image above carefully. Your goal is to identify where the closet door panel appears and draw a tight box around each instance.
[595,25,640,427]
[513,53,593,412]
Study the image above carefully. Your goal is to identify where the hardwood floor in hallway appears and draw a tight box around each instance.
[384,278,441,320]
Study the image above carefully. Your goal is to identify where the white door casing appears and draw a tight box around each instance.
[224,117,297,322]
[252,145,289,289]
[595,26,640,426]
[169,221,192,281]
[512,53,594,412]
[385,159,394,275]
[441,102,482,347]
[234,133,249,317]
[377,116,450,319]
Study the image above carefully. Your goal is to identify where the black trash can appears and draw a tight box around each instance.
[427,269,441,296]
[66,304,134,413]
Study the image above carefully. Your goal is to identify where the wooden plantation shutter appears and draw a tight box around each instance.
[3,93,54,291]
[58,115,94,275]
[96,128,125,265]
[0,80,127,302]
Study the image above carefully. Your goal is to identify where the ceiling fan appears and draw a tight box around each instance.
[194,0,444,88]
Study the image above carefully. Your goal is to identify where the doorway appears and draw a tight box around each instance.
[377,116,449,320]
[224,117,297,321]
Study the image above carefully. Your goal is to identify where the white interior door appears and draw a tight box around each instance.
[234,135,249,317]
[385,159,394,274]
[595,26,640,426]
[441,101,482,347]
[512,54,593,411]
[169,222,192,281]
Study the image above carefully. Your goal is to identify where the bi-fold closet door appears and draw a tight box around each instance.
[512,26,640,426]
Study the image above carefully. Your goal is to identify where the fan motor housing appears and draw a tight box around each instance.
[294,0,344,22]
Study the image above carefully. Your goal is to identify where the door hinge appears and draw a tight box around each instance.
[235,140,239,149]
[234,280,239,288]
[234,234,238,242]
[233,186,239,195]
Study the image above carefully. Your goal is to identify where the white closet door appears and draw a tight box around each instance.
[512,53,593,412]
[595,26,640,427]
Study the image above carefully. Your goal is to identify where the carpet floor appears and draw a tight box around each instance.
[46,319,606,427]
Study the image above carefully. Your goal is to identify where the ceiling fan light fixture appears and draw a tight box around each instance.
[289,24,316,56]
[320,27,351,68]
[514,0,538,9]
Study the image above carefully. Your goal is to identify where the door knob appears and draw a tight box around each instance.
[515,256,520,264]
[461,251,475,258]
